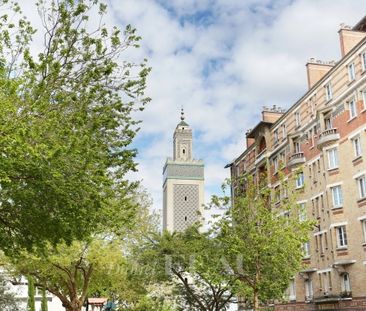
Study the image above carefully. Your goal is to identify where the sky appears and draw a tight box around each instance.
[18,0,366,222]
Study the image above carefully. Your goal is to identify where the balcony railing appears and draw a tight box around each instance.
[317,128,340,149]
[288,152,305,167]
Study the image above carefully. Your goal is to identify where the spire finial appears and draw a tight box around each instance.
[180,107,185,121]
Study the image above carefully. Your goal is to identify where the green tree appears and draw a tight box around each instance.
[11,239,126,311]
[214,176,314,311]
[0,0,150,253]
[41,288,48,311]
[27,276,35,311]
[138,226,239,311]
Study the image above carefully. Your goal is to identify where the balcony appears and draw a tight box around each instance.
[317,128,340,149]
[288,152,305,168]
[255,149,268,165]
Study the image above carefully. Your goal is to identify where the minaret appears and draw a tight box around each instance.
[162,109,205,232]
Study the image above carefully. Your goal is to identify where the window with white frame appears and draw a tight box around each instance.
[295,111,301,128]
[282,124,287,139]
[324,115,332,130]
[352,135,362,158]
[341,273,351,292]
[274,129,278,144]
[348,98,357,119]
[357,175,366,199]
[348,62,356,81]
[305,279,313,300]
[296,172,304,188]
[279,151,286,168]
[327,147,339,169]
[331,185,343,208]
[362,51,366,71]
[336,226,348,248]
[362,219,366,242]
[294,140,301,153]
[289,279,296,301]
[299,203,306,221]
[273,156,279,172]
[325,83,333,101]
[303,241,310,257]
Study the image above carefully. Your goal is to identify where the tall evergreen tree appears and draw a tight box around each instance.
[27,276,35,311]
[41,288,48,311]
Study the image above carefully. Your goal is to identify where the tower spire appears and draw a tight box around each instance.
[180,107,185,121]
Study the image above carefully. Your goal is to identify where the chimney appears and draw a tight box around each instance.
[246,129,255,148]
[261,105,286,123]
[339,23,366,57]
[306,58,335,89]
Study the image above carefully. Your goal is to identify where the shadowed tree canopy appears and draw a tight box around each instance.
[0,0,150,253]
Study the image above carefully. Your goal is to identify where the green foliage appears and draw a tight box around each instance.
[41,288,48,311]
[214,175,314,310]
[27,276,35,311]
[0,0,150,253]
[138,226,237,311]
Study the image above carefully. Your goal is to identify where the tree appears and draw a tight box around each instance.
[0,0,150,252]
[138,226,239,311]
[41,287,48,311]
[27,276,35,311]
[0,273,20,311]
[213,176,314,311]
[10,239,126,311]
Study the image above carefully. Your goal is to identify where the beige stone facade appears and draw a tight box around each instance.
[228,17,366,311]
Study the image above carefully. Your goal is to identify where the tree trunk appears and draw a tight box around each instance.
[253,289,259,311]
[65,300,83,311]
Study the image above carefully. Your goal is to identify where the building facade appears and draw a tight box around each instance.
[162,110,204,232]
[227,17,366,310]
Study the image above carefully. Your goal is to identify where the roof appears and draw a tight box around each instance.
[177,120,189,127]
[88,298,107,305]
[246,121,272,138]
[353,15,366,31]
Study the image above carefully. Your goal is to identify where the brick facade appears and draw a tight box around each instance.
[228,17,366,310]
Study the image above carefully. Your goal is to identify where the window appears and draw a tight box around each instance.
[357,175,366,199]
[274,185,280,203]
[362,51,366,71]
[336,226,348,248]
[289,279,296,301]
[327,147,339,169]
[273,156,279,172]
[362,220,366,242]
[325,83,333,101]
[296,172,304,188]
[279,151,286,168]
[305,279,313,300]
[308,128,314,147]
[352,136,362,158]
[295,111,301,127]
[282,124,287,139]
[274,130,279,144]
[324,116,332,130]
[348,98,357,119]
[299,203,307,222]
[303,241,310,257]
[348,62,356,81]
[341,273,351,292]
[331,185,343,208]
[293,141,301,153]
[363,90,366,110]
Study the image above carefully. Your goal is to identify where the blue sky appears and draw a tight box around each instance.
[20,0,366,221]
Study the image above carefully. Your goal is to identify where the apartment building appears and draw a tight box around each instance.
[227,16,366,311]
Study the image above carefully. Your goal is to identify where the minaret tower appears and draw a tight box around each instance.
[162,109,205,232]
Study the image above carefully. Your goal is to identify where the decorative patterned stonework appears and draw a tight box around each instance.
[165,163,204,179]
[173,184,200,231]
